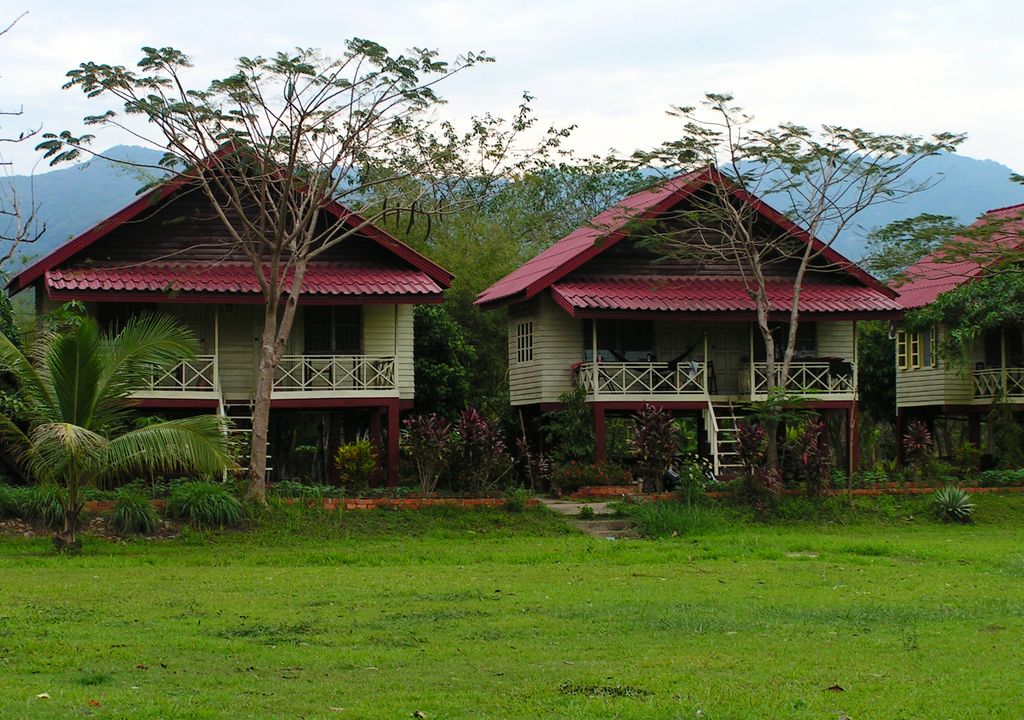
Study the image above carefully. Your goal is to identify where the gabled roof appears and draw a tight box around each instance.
[7,157,452,295]
[891,203,1024,309]
[45,264,443,302]
[551,276,901,317]
[476,166,894,308]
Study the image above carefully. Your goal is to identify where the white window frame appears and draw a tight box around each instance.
[516,321,534,364]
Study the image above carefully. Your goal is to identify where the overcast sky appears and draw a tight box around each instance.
[2,0,1022,174]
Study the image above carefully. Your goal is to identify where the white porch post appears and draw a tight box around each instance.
[213,305,220,395]
[702,331,709,395]
[1001,327,1008,395]
[852,320,858,395]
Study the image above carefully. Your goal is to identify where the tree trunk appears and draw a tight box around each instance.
[54,480,82,553]
[246,265,305,504]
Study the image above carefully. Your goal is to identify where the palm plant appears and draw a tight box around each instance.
[0,315,235,550]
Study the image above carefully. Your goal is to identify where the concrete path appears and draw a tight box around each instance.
[538,498,641,539]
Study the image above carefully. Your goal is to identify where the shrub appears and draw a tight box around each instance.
[402,414,453,495]
[19,484,68,529]
[977,469,1024,488]
[903,420,935,482]
[270,480,335,498]
[675,453,712,501]
[736,421,781,511]
[454,408,513,493]
[515,436,550,490]
[632,402,676,493]
[950,442,983,482]
[167,482,243,529]
[334,438,377,495]
[543,385,594,464]
[781,419,833,497]
[503,486,531,513]
[550,462,632,494]
[577,505,596,520]
[111,488,159,535]
[933,485,974,523]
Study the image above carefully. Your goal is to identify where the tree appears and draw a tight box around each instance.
[628,92,964,468]
[413,305,477,419]
[0,315,235,550]
[1,12,44,269]
[39,43,550,502]
[392,160,649,414]
[862,213,963,281]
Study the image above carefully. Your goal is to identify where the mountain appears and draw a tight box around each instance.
[3,146,168,263]
[3,146,1022,265]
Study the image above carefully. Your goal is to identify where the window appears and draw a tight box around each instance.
[582,319,654,361]
[896,330,908,370]
[908,332,922,368]
[897,328,932,370]
[304,306,363,355]
[516,321,534,364]
[921,326,939,368]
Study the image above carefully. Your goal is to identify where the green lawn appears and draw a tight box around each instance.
[2,498,1024,719]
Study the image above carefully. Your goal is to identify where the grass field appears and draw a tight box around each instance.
[2,496,1023,719]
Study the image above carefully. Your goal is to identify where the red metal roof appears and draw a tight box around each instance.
[892,203,1024,309]
[551,276,902,316]
[45,263,443,299]
[476,166,893,308]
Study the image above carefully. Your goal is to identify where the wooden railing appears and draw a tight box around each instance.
[273,355,397,393]
[140,355,217,393]
[578,361,706,398]
[749,361,856,396]
[973,367,1024,399]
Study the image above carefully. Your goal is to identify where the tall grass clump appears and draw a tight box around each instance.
[167,481,243,529]
[0,484,19,518]
[111,487,159,534]
[19,484,68,529]
[631,500,729,538]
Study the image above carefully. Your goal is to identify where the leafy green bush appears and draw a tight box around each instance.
[577,505,596,520]
[976,469,1024,487]
[270,480,335,499]
[111,488,159,534]
[19,484,68,529]
[550,462,632,494]
[503,486,531,513]
[933,486,974,523]
[167,482,243,529]
[334,438,377,495]
[543,385,595,464]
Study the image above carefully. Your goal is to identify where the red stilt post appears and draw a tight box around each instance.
[848,403,859,477]
[387,400,400,487]
[369,407,383,487]
[593,404,606,463]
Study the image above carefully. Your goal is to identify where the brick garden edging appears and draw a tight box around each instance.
[289,496,540,511]
[571,486,1024,502]
[571,485,640,499]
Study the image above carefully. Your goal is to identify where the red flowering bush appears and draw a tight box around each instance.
[550,462,632,493]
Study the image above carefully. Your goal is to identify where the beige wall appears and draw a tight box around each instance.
[507,294,859,404]
[38,287,416,402]
[896,324,976,408]
[508,294,581,406]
